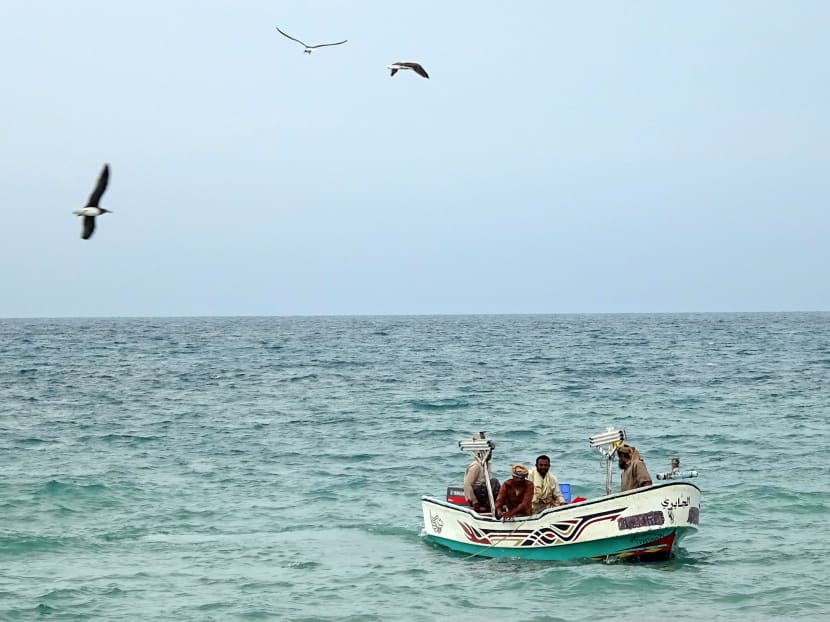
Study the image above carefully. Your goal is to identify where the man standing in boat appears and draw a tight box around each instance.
[495,464,534,520]
[618,444,653,491]
[463,441,500,513]
[528,454,566,513]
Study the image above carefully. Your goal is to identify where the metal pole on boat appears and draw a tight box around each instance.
[605,451,612,496]
[483,457,496,514]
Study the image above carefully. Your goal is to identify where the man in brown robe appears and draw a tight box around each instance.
[495,464,534,520]
[618,444,653,491]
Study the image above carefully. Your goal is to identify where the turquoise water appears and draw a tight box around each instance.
[1,313,828,621]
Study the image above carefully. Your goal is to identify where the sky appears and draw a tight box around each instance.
[1,1,828,317]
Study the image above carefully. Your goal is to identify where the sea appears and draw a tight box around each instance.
[1,313,828,621]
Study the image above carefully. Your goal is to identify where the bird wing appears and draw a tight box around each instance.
[86,164,109,207]
[81,215,96,240]
[307,40,348,49]
[409,63,429,79]
[390,67,399,76]
[275,27,308,48]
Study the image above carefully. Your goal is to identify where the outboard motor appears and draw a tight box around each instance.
[446,486,467,505]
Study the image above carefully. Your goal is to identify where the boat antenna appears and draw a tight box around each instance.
[458,432,496,514]
[588,428,626,495]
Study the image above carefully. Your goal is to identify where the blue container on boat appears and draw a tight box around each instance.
[559,483,571,503]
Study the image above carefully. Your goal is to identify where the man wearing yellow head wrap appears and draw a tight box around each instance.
[494,464,534,520]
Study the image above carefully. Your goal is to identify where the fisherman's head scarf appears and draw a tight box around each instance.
[618,444,644,463]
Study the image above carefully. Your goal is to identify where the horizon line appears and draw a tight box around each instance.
[1,309,828,321]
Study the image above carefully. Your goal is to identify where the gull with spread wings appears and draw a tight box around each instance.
[72,164,112,240]
[387,62,429,79]
[275,27,347,54]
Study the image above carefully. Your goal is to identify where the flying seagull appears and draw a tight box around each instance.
[275,27,347,54]
[387,62,429,79]
[72,164,111,240]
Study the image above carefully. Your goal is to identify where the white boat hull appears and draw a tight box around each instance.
[422,481,700,561]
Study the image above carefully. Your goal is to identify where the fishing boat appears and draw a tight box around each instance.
[421,428,700,561]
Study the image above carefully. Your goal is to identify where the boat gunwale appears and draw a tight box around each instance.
[422,480,701,523]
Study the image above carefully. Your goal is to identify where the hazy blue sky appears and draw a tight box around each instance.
[2,1,827,317]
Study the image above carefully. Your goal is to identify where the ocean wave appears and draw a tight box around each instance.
[42,480,110,496]
[409,398,470,411]
[287,373,319,382]
[13,437,54,446]
[0,534,79,554]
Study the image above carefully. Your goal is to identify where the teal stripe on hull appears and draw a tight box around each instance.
[426,527,693,561]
